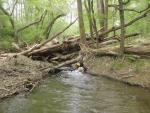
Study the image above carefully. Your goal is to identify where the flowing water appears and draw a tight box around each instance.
[0,71,150,113]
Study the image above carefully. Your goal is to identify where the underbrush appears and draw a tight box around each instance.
[0,36,14,51]
[112,55,149,73]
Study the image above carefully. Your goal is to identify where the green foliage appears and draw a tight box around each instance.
[20,26,43,43]
[112,58,125,70]
[124,0,150,36]
[111,55,148,73]
[126,55,138,62]
[0,0,150,50]
[0,36,14,50]
[134,59,145,72]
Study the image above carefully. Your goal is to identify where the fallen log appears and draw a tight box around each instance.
[51,52,78,62]
[18,18,77,56]
[125,45,150,56]
[0,32,144,63]
[11,42,21,51]
[41,57,80,74]
[99,33,140,47]
[103,32,140,42]
[29,41,80,56]
[84,44,150,58]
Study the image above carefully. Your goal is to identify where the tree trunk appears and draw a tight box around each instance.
[104,0,108,35]
[97,0,108,38]
[91,0,99,44]
[118,0,125,55]
[84,0,94,39]
[77,0,86,44]
[97,0,105,30]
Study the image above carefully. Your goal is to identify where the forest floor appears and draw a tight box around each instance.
[0,55,51,100]
[85,56,150,89]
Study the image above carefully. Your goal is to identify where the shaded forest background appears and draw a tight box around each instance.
[0,0,150,51]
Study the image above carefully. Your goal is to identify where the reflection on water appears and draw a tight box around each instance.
[0,71,150,113]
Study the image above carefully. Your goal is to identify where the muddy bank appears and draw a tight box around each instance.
[84,55,150,88]
[0,55,51,100]
[1,54,150,100]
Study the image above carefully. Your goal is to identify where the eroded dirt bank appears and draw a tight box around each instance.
[0,56,51,100]
[1,54,150,100]
[84,56,150,88]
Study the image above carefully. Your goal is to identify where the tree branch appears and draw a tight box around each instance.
[124,5,150,13]
[98,6,150,37]
[43,13,66,39]
[17,11,46,33]
[0,5,15,29]
[19,18,77,56]
[109,4,150,13]
[10,0,18,16]
[122,0,130,5]
[37,18,77,49]
[109,0,130,7]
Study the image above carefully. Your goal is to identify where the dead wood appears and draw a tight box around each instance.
[12,42,21,51]
[28,41,80,56]
[17,11,46,33]
[83,43,150,58]
[10,0,18,16]
[97,6,150,37]
[0,5,15,29]
[48,57,80,73]
[51,52,78,62]
[40,57,80,73]
[43,14,65,39]
[121,75,135,79]
[125,45,150,56]
[18,18,77,56]
[99,32,140,46]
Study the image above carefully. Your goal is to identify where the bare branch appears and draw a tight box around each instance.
[19,18,77,56]
[109,32,140,41]
[108,4,119,9]
[122,0,130,5]
[124,5,150,13]
[17,11,47,33]
[109,3,150,13]
[41,10,48,28]
[38,18,77,49]
[108,0,130,7]
[98,6,150,37]
[10,0,18,16]
[124,8,142,13]
[43,13,66,39]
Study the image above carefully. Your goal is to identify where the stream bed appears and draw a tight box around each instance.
[0,71,150,113]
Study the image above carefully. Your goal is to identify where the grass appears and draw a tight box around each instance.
[111,55,150,74]
[112,58,125,70]
[0,36,14,51]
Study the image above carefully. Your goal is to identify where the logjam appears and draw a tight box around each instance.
[0,4,150,73]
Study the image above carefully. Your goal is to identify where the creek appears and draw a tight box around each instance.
[0,71,150,113]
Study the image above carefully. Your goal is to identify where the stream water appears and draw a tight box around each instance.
[0,71,150,113]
